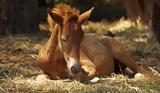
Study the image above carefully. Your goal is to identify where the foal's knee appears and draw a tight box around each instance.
[81,65,96,78]
[36,56,49,69]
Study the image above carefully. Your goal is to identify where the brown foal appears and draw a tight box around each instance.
[36,4,148,83]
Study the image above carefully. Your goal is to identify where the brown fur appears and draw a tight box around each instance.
[37,4,83,80]
[47,4,80,31]
[37,4,149,83]
[36,24,68,80]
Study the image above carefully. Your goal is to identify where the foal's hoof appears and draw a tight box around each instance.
[61,79,73,82]
[90,77,100,84]
[134,73,144,79]
[80,77,100,84]
[35,74,50,81]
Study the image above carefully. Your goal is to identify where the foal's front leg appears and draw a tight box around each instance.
[80,64,100,83]
[36,26,62,80]
[79,51,99,83]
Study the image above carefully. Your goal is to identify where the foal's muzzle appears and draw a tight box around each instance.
[66,57,81,75]
[71,65,80,74]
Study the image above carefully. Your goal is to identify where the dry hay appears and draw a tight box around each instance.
[0,19,160,93]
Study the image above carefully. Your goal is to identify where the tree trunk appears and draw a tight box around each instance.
[0,0,39,34]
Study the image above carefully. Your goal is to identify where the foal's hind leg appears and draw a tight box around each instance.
[99,36,148,74]
[114,58,136,78]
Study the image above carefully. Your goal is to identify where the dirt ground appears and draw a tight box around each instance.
[0,20,160,93]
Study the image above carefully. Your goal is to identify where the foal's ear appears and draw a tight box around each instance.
[78,7,94,24]
[48,8,63,26]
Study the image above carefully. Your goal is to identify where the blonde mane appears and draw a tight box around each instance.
[48,4,80,31]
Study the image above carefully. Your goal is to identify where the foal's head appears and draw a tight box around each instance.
[48,4,94,76]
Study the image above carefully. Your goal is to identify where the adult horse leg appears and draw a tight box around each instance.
[99,36,148,74]
[151,2,160,43]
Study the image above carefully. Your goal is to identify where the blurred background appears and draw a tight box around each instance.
[0,0,159,42]
[0,0,127,34]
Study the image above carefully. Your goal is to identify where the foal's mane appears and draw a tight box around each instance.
[48,4,80,31]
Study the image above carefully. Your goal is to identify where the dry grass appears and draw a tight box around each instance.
[0,19,160,93]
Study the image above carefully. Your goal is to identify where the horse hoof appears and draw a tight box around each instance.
[35,74,50,81]
[134,73,144,79]
[90,77,100,83]
[61,79,73,82]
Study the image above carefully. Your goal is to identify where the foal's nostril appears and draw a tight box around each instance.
[71,66,79,74]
